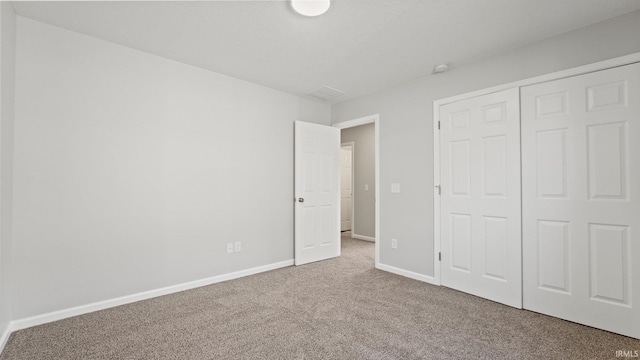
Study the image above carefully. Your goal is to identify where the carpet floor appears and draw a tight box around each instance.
[1,234,638,359]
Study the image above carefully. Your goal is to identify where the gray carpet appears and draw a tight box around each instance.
[1,234,638,359]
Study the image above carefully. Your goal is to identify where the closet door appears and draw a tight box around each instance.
[522,63,640,339]
[439,88,522,308]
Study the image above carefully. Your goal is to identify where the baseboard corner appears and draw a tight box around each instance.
[376,263,438,285]
[351,233,375,242]
[0,321,12,354]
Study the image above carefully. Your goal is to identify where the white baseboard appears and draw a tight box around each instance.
[9,259,294,332]
[376,263,439,285]
[351,234,375,242]
[0,322,11,353]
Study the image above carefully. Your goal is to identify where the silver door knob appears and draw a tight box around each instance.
[298,198,304,203]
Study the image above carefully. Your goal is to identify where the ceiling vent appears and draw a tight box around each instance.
[306,86,345,102]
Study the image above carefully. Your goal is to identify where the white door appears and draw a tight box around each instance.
[439,88,522,308]
[295,121,341,266]
[522,63,640,338]
[340,145,353,231]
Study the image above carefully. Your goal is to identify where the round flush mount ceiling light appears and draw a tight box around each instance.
[291,0,331,17]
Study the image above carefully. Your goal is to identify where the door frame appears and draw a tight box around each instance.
[333,114,380,267]
[433,52,640,286]
[340,142,355,233]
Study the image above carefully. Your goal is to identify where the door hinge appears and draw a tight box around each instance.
[437,121,440,130]
[439,252,441,261]
[435,185,441,195]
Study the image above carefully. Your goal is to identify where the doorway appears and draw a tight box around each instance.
[334,115,379,267]
[293,116,379,267]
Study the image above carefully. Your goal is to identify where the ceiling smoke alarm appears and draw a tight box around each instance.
[432,64,449,74]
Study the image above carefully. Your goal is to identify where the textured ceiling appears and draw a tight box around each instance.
[12,0,640,103]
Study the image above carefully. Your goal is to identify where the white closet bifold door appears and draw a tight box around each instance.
[522,62,640,339]
[439,88,522,308]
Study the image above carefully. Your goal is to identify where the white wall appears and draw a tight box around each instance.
[0,2,16,335]
[332,10,640,278]
[340,124,375,239]
[11,17,330,320]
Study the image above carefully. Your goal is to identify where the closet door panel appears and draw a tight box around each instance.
[440,88,522,308]
[522,62,640,339]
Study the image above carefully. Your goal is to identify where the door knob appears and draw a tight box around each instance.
[298,198,304,203]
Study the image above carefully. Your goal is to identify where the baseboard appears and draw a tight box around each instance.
[351,234,375,242]
[10,259,294,332]
[376,263,438,285]
[0,321,11,354]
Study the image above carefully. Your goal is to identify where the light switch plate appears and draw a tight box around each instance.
[365,184,369,191]
[227,243,234,254]
[391,183,400,193]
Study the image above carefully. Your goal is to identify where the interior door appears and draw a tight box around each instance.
[522,63,640,338]
[295,121,341,266]
[340,145,353,231]
[439,88,522,308]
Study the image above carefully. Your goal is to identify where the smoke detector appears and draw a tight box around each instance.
[432,64,449,74]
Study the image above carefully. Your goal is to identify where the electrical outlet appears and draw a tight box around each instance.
[391,183,400,193]
[391,238,398,249]
[234,241,242,252]
[226,243,234,254]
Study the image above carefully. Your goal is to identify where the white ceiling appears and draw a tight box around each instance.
[12,0,640,103]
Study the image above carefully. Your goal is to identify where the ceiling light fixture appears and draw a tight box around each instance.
[291,0,331,17]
